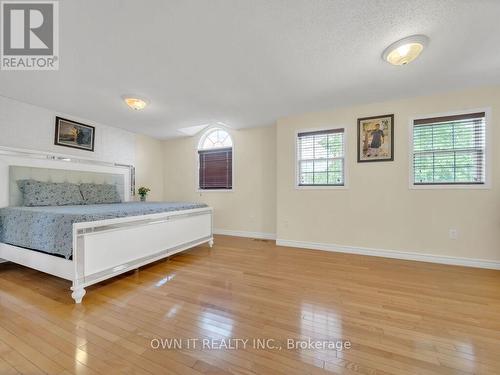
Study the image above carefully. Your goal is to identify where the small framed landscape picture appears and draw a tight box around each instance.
[357,114,394,162]
[54,117,95,152]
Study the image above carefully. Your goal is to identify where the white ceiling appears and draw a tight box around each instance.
[1,0,499,139]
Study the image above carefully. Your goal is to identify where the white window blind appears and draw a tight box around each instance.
[297,128,345,186]
[412,112,486,185]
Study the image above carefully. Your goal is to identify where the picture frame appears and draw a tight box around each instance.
[54,116,95,152]
[357,114,394,162]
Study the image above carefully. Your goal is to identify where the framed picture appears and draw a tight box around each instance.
[357,114,394,162]
[54,116,95,152]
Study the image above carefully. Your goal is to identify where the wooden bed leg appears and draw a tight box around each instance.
[208,239,214,248]
[71,285,86,304]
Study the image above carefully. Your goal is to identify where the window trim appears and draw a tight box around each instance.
[408,108,492,190]
[196,127,234,192]
[295,126,348,190]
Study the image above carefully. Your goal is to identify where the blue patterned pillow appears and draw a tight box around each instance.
[79,183,121,204]
[17,179,84,207]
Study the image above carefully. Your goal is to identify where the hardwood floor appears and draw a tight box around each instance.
[0,235,500,374]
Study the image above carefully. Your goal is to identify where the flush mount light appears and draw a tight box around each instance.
[122,96,148,110]
[382,35,429,66]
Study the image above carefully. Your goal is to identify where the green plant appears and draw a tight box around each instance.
[137,187,151,197]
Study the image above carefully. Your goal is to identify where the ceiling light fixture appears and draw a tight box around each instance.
[382,35,429,66]
[123,96,148,110]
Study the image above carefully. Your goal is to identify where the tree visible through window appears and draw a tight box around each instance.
[297,128,345,186]
[412,112,486,185]
[198,129,233,190]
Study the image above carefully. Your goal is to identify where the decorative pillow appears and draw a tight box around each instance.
[17,179,84,207]
[79,183,121,204]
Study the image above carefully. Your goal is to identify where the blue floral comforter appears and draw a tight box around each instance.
[0,202,208,259]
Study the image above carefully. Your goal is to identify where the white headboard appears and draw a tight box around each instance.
[9,166,125,206]
[0,147,133,208]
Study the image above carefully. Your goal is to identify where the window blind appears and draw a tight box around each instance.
[199,148,232,189]
[412,112,486,185]
[297,128,345,186]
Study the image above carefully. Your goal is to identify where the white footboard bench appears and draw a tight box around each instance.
[0,206,213,303]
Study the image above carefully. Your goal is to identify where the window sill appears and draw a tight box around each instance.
[295,185,347,190]
[409,183,491,190]
[197,189,234,193]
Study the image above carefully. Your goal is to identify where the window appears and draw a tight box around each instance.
[297,128,345,187]
[198,129,233,190]
[412,112,486,185]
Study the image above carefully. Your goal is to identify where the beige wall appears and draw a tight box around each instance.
[0,95,165,203]
[163,126,276,235]
[135,134,165,201]
[277,86,500,261]
[0,95,137,165]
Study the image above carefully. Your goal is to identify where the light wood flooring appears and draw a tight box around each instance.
[0,235,500,374]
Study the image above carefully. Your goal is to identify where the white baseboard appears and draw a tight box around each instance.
[214,229,276,240]
[276,239,500,270]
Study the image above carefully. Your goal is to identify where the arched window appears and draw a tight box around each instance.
[198,128,233,190]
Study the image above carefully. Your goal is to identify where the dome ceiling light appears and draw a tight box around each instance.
[382,35,429,66]
[123,96,149,110]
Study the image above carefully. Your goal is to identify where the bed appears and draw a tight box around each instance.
[0,147,214,303]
